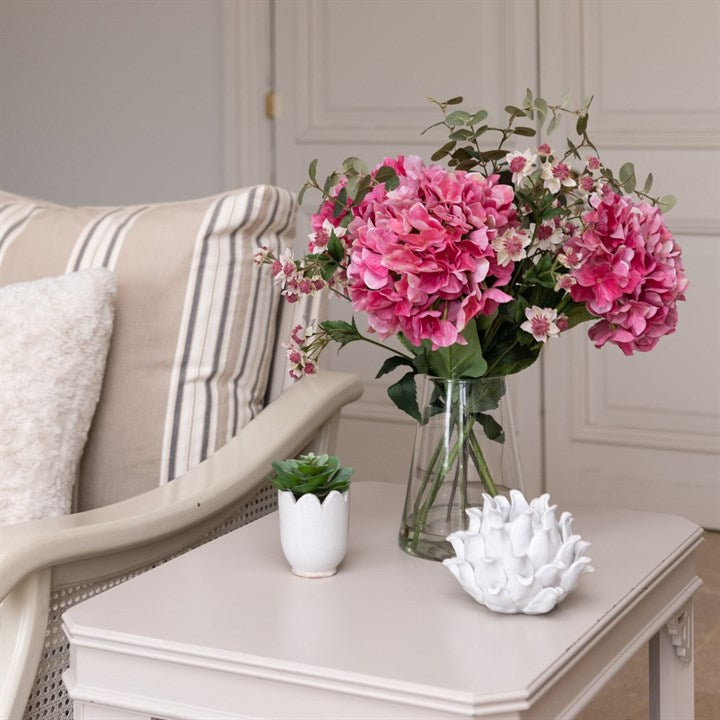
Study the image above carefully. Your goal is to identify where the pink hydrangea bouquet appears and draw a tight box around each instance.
[256,91,687,558]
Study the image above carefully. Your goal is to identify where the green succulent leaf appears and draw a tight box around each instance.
[270,452,353,499]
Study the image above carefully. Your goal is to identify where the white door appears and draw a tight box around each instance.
[273,0,543,495]
[539,0,720,528]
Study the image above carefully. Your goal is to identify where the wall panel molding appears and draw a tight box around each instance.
[293,0,529,145]
[223,0,272,187]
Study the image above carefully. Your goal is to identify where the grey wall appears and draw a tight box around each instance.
[0,0,227,206]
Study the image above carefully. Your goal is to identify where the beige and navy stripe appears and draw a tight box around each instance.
[0,187,296,510]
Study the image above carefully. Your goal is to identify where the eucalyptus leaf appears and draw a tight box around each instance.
[513,126,536,137]
[658,195,677,212]
[308,158,318,182]
[446,110,472,127]
[297,182,310,206]
[546,113,560,134]
[471,109,488,124]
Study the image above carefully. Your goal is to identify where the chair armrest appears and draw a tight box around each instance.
[0,371,362,600]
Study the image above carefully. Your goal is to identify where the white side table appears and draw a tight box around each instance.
[63,482,702,720]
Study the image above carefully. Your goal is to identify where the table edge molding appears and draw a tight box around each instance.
[523,527,702,700]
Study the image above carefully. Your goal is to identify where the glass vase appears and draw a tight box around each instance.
[398,375,524,561]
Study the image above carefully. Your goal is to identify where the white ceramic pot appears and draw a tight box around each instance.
[278,489,350,578]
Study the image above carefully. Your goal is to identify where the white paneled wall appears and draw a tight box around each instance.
[540,0,720,527]
[273,0,719,525]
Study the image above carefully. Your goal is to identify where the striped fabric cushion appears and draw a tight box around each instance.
[0,186,296,511]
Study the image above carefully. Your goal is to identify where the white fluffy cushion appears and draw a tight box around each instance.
[0,269,116,525]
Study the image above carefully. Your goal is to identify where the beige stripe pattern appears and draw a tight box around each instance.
[0,187,296,510]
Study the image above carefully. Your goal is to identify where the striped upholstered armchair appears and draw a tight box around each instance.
[0,186,362,719]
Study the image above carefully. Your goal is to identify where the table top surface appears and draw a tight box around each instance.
[63,482,701,706]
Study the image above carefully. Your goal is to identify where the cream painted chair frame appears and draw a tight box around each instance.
[0,369,363,719]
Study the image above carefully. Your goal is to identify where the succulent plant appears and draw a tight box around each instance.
[443,490,594,614]
[270,452,353,500]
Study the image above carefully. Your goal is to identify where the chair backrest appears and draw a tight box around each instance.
[0,186,296,511]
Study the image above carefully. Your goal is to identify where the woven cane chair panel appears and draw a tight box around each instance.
[22,482,277,720]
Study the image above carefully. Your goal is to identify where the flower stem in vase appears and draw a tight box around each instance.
[469,430,499,497]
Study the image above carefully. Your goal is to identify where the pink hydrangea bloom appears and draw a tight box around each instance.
[563,189,687,355]
[344,155,517,349]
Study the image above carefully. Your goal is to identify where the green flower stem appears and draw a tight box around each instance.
[411,430,446,519]
[358,335,414,360]
[469,430,499,496]
[411,415,475,550]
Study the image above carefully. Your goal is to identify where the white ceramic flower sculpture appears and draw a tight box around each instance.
[443,491,594,614]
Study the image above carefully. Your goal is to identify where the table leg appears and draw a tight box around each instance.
[649,600,695,720]
[73,701,152,719]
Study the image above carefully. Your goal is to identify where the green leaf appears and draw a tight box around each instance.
[375,355,416,379]
[474,412,505,443]
[618,162,636,193]
[384,173,400,191]
[297,182,310,206]
[546,113,560,134]
[387,371,422,423]
[333,187,347,218]
[504,105,526,117]
[485,343,540,377]
[566,138,581,160]
[446,96,463,105]
[535,97,549,115]
[467,376,506,412]
[425,318,487,379]
[320,318,362,348]
[478,149,509,161]
[327,232,344,262]
[308,159,318,182]
[642,172,654,193]
[344,174,360,200]
[471,109,488,124]
[524,87,534,107]
[565,302,597,329]
[341,156,366,175]
[576,113,588,135]
[560,90,572,107]
[374,165,396,183]
[323,172,340,194]
[449,128,473,141]
[657,195,677,212]
[513,126,536,137]
[445,110,472,127]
